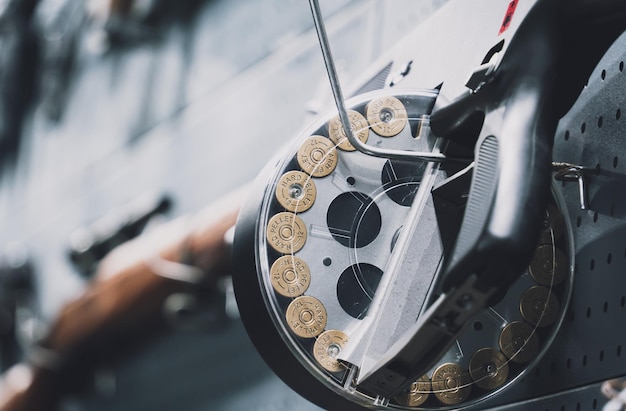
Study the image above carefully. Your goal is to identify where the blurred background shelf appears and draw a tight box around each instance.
[0,1,446,409]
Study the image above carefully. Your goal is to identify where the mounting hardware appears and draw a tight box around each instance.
[552,162,599,210]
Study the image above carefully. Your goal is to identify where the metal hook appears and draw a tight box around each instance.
[308,0,446,163]
[552,162,599,210]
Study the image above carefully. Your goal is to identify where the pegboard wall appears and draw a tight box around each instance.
[479,31,626,411]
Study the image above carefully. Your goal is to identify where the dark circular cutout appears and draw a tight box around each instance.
[327,192,381,248]
[336,263,383,319]
[381,159,427,206]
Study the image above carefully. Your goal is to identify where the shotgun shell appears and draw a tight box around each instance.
[366,96,408,137]
[266,212,307,254]
[297,136,338,177]
[286,296,327,338]
[469,348,509,390]
[270,255,311,298]
[328,110,369,151]
[520,286,560,327]
[432,363,471,405]
[499,321,539,363]
[275,171,317,213]
[313,330,349,372]
[394,374,431,407]
[529,245,567,286]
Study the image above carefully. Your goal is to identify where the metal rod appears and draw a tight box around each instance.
[308,0,447,163]
[308,0,355,149]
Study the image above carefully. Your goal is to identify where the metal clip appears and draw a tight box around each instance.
[552,162,599,210]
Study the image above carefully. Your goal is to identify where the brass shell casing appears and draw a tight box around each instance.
[499,321,540,363]
[270,255,311,298]
[328,110,369,151]
[266,212,307,254]
[366,96,408,137]
[469,348,509,390]
[297,136,338,177]
[275,170,317,213]
[394,374,431,407]
[286,296,327,338]
[432,362,472,405]
[520,285,560,327]
[313,330,349,372]
[529,245,567,286]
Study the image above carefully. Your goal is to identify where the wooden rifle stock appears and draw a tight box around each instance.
[0,189,245,411]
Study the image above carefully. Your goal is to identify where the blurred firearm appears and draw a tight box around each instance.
[0,0,39,161]
[68,192,173,276]
[0,189,244,411]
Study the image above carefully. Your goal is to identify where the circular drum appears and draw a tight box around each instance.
[233,90,574,410]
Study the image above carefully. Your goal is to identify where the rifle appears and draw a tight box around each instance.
[0,189,243,411]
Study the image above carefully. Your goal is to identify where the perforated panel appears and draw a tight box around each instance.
[478,31,626,411]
